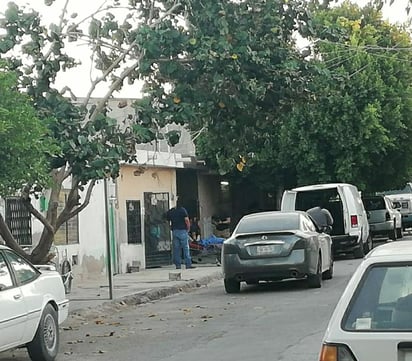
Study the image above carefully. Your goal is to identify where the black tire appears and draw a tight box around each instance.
[397,227,403,239]
[27,304,59,361]
[308,255,322,288]
[224,278,240,293]
[322,258,334,280]
[61,260,72,294]
[353,242,365,259]
[363,235,373,254]
[388,220,397,241]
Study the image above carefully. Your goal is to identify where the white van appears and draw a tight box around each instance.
[281,183,371,258]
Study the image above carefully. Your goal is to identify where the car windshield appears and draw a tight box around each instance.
[235,213,300,233]
[342,263,412,331]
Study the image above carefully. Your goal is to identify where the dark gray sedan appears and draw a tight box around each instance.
[222,211,333,293]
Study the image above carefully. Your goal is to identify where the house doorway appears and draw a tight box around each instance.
[144,192,172,268]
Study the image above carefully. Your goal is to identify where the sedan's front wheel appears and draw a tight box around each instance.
[27,304,59,361]
[224,278,240,293]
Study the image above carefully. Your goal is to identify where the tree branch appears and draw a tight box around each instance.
[83,40,138,108]
[24,200,55,235]
[55,180,96,229]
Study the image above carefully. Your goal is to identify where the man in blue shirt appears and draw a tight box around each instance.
[166,200,195,269]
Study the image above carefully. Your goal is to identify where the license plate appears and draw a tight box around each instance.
[256,245,281,255]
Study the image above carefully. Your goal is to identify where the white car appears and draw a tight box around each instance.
[0,245,69,361]
[319,241,412,361]
[362,195,403,240]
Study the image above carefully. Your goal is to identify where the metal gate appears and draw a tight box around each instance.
[144,192,172,268]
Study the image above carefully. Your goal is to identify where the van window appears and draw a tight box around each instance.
[295,189,340,211]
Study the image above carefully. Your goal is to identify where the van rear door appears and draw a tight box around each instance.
[337,185,350,233]
[281,190,297,211]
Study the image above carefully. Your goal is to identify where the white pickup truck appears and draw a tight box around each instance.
[386,193,412,231]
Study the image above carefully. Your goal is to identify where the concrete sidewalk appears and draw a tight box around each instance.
[68,264,223,314]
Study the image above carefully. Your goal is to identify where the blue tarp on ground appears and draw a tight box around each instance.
[198,235,225,247]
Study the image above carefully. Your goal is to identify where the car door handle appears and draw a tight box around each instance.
[13,294,22,300]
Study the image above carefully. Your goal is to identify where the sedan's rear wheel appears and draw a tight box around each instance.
[308,255,322,288]
[224,278,240,293]
[27,304,59,361]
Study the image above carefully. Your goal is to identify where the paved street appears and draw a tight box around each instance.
[62,257,361,361]
[2,237,411,361]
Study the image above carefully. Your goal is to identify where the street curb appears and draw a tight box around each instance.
[119,270,223,306]
[69,270,223,316]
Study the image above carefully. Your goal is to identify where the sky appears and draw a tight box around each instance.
[4,0,411,98]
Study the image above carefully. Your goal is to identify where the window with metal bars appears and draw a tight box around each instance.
[54,190,79,245]
[4,197,32,246]
[126,200,142,244]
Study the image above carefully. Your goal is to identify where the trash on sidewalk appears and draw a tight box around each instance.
[126,261,141,273]
[169,271,182,281]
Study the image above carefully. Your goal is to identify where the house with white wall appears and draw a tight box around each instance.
[0,97,229,281]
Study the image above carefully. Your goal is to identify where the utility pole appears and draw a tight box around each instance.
[104,178,113,300]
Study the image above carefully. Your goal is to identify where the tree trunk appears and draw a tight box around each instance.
[30,169,65,264]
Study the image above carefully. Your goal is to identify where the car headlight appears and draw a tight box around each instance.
[222,243,239,254]
[319,343,357,361]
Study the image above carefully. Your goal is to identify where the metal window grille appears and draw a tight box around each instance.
[126,200,142,244]
[5,197,32,246]
[54,190,79,245]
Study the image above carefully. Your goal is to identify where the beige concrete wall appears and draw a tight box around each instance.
[115,164,176,272]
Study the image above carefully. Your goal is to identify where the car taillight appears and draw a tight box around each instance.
[350,215,358,227]
[222,243,239,254]
[319,344,357,361]
[385,212,390,221]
